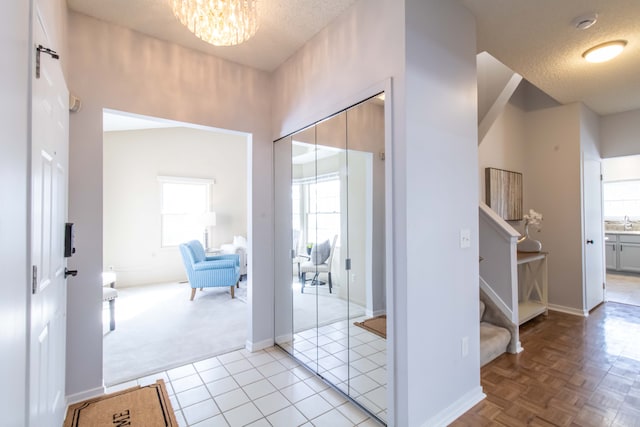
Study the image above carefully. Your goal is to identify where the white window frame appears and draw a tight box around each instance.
[603,179,640,221]
[158,176,214,248]
[293,173,341,247]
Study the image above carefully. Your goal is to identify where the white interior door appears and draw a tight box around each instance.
[583,157,604,312]
[29,2,69,426]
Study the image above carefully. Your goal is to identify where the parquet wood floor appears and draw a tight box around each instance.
[452,302,640,427]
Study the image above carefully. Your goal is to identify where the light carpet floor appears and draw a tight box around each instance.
[103,280,247,386]
[607,272,640,306]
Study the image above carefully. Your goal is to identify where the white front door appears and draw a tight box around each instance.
[583,157,605,312]
[29,2,69,426]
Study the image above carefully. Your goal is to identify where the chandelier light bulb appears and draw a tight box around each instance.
[170,0,259,47]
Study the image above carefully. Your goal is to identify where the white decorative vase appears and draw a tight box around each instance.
[517,223,542,253]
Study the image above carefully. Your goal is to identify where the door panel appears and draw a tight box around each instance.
[583,158,604,311]
[29,3,69,426]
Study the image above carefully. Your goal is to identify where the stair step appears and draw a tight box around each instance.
[479,300,486,322]
[480,321,511,366]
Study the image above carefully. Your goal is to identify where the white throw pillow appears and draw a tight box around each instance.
[310,240,331,265]
[233,235,247,248]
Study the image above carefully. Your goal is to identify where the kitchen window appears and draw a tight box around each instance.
[603,179,640,220]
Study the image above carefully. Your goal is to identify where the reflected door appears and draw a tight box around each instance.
[345,97,387,421]
[274,136,293,352]
[314,112,350,394]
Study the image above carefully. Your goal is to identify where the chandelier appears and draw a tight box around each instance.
[170,0,259,47]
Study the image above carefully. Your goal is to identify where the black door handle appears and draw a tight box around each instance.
[586,239,594,244]
[64,268,78,278]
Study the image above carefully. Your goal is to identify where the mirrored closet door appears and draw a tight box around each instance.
[274,94,387,424]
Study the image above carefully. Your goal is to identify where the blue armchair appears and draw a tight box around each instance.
[179,240,240,301]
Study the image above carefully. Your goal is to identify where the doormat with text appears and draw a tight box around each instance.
[64,379,177,427]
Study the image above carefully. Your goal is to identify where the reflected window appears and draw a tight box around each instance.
[294,174,341,248]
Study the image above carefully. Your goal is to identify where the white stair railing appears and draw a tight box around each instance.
[479,202,521,353]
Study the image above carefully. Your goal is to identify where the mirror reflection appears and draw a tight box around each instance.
[274,94,387,424]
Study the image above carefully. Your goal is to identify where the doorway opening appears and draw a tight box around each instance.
[101,109,250,385]
[603,155,640,307]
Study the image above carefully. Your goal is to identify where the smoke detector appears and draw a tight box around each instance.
[573,13,598,30]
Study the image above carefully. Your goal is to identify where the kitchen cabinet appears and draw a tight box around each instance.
[619,234,640,273]
[606,233,640,273]
[605,234,617,270]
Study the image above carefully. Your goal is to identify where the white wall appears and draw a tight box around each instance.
[271,0,403,139]
[477,52,517,124]
[581,105,602,161]
[601,109,640,158]
[478,96,528,206]
[404,2,480,425]
[272,1,481,425]
[0,1,29,424]
[103,127,247,287]
[66,12,272,397]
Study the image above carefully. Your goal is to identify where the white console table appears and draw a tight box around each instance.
[517,251,548,325]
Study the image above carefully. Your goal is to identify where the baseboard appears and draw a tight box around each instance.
[366,309,386,318]
[275,333,293,345]
[548,303,588,317]
[420,386,486,427]
[66,386,105,405]
[246,338,273,352]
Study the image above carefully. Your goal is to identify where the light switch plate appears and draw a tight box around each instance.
[460,229,471,248]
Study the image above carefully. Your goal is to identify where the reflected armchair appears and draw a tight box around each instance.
[300,235,337,294]
[179,240,240,301]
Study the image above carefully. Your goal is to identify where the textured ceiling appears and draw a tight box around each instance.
[461,0,640,115]
[68,0,640,115]
[66,0,358,72]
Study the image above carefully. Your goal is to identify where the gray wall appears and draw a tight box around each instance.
[66,11,272,397]
[273,0,482,425]
[0,1,29,424]
[524,104,585,311]
[601,109,640,158]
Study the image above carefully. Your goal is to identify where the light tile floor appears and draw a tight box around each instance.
[607,272,640,306]
[106,346,383,427]
[280,316,387,423]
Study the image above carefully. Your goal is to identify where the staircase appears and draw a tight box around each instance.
[478,203,522,365]
[479,299,512,366]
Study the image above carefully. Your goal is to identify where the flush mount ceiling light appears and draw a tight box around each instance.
[582,40,627,63]
[170,0,259,47]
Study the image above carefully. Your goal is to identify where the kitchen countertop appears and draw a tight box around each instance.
[605,230,640,235]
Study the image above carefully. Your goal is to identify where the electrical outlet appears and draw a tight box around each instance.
[460,229,471,248]
[461,336,469,357]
